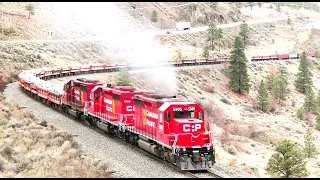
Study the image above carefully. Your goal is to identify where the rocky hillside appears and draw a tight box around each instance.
[131,2,244,29]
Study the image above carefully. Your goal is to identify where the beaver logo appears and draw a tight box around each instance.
[142,109,147,126]
[112,100,115,114]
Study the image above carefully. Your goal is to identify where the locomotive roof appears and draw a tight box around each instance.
[158,101,197,111]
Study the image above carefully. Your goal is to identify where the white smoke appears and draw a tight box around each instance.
[51,2,178,95]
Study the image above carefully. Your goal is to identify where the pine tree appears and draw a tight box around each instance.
[214,28,223,52]
[266,75,275,91]
[267,139,309,178]
[116,68,132,86]
[257,80,270,112]
[316,115,320,131]
[202,45,209,58]
[278,65,289,85]
[25,3,35,19]
[207,22,217,51]
[228,36,250,94]
[273,74,287,101]
[316,90,320,111]
[303,85,316,112]
[239,20,249,47]
[295,52,313,93]
[304,129,317,158]
[151,10,158,22]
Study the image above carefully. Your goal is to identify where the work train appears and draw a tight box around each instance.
[18,66,215,171]
[17,51,315,171]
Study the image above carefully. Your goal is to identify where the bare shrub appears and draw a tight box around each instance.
[231,139,250,154]
[61,141,72,153]
[203,101,213,116]
[220,97,231,105]
[222,61,229,72]
[226,146,237,155]
[66,148,80,159]
[270,96,278,112]
[1,145,13,159]
[199,83,215,93]
[306,113,315,127]
[220,124,232,145]
[246,125,257,138]
[212,107,227,127]
[0,155,6,171]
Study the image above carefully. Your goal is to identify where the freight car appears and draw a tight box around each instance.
[251,52,315,62]
[18,67,215,171]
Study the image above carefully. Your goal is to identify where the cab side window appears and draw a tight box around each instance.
[95,92,99,100]
[198,112,203,121]
[166,112,170,122]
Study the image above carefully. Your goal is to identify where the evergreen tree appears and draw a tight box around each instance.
[257,80,270,112]
[316,115,320,131]
[151,10,158,22]
[316,90,320,111]
[296,107,304,120]
[266,75,275,91]
[273,74,287,101]
[25,3,35,19]
[215,28,223,52]
[202,45,209,58]
[304,129,317,158]
[207,22,217,51]
[295,52,313,93]
[278,65,289,85]
[267,139,309,178]
[239,20,249,47]
[116,68,132,86]
[303,85,316,112]
[227,36,250,94]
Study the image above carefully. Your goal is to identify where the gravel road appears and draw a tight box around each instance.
[3,82,191,178]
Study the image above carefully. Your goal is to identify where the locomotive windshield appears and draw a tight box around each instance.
[174,111,195,118]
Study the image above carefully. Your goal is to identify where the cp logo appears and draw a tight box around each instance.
[183,124,201,132]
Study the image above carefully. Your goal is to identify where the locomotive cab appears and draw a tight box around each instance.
[133,94,215,171]
[160,102,215,170]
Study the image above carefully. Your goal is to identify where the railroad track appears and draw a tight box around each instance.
[185,170,224,178]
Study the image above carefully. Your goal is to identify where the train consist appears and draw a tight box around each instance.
[17,51,315,171]
[18,66,215,171]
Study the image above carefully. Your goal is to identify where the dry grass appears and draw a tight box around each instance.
[0,100,113,178]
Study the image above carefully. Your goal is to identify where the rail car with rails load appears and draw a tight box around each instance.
[250,52,315,62]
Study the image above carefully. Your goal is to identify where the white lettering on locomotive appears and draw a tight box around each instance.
[106,106,112,112]
[126,106,134,112]
[124,100,131,103]
[182,124,201,132]
[188,106,196,111]
[173,107,182,111]
[104,98,112,105]
[146,110,158,119]
[146,119,155,127]
[74,90,80,95]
